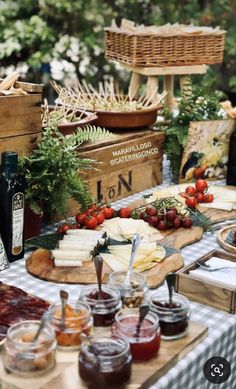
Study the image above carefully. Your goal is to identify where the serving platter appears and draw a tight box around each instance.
[26,226,204,288]
[0,321,208,389]
[217,224,236,254]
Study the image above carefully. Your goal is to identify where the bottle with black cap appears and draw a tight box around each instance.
[0,151,25,262]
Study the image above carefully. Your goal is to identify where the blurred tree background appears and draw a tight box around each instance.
[0,0,236,101]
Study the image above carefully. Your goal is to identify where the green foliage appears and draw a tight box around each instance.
[18,124,111,218]
[0,0,235,94]
[164,88,224,180]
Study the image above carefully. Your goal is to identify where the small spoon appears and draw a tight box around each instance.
[94,255,103,299]
[166,273,176,308]
[123,233,141,288]
[135,304,149,339]
[60,289,69,329]
[32,311,52,342]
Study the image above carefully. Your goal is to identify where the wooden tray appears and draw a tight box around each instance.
[0,321,208,389]
[26,226,204,288]
[217,224,236,254]
[176,249,236,313]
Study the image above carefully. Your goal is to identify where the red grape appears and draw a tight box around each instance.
[182,218,193,228]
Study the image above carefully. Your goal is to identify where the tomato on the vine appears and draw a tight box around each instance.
[102,206,115,219]
[195,192,205,203]
[95,212,105,225]
[203,193,214,203]
[75,212,87,225]
[84,216,98,230]
[185,186,196,196]
[57,223,72,234]
[119,207,132,218]
[185,197,197,208]
[195,179,208,193]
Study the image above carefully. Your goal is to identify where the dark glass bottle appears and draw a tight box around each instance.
[226,128,236,186]
[0,152,25,262]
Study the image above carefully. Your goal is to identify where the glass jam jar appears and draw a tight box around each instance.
[79,336,132,389]
[49,299,93,350]
[149,291,190,340]
[112,310,161,361]
[108,270,148,309]
[2,320,56,377]
[80,285,121,327]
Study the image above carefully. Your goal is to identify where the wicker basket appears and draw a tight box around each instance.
[104,28,226,67]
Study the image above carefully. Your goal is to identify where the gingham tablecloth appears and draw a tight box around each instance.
[1,160,236,389]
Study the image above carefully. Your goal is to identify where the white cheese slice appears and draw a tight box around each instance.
[51,249,92,262]
[58,240,96,251]
[54,259,83,267]
[63,235,106,245]
[66,229,104,238]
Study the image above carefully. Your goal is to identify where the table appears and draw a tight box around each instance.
[1,161,236,389]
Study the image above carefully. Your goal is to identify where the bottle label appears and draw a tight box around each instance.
[0,235,9,271]
[12,192,24,256]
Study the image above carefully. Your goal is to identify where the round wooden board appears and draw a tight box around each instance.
[217,224,236,254]
[26,226,204,289]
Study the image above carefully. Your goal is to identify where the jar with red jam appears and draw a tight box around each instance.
[49,300,93,350]
[108,270,148,309]
[78,336,132,389]
[149,291,190,340]
[112,310,161,361]
[80,285,121,327]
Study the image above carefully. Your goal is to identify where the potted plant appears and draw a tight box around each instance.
[163,85,225,182]
[19,123,111,237]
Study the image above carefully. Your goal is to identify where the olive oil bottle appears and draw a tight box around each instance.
[226,127,236,186]
[0,152,25,262]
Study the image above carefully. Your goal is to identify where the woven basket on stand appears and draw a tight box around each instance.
[104,28,226,67]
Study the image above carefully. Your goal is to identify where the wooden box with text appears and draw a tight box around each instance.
[0,89,42,157]
[65,130,165,215]
[175,250,236,314]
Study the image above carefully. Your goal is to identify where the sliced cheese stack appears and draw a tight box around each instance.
[102,217,163,242]
[52,229,106,267]
[102,241,166,272]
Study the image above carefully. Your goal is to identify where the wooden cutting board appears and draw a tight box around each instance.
[26,226,203,288]
[0,321,208,389]
[217,225,236,254]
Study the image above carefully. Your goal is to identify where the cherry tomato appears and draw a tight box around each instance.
[95,212,105,225]
[145,206,158,216]
[185,196,197,208]
[193,166,206,179]
[84,216,98,230]
[195,192,205,203]
[195,179,208,193]
[57,223,71,234]
[75,212,87,225]
[102,206,115,219]
[119,207,132,218]
[72,223,80,229]
[179,192,188,199]
[204,193,214,203]
[182,218,193,228]
[185,186,196,196]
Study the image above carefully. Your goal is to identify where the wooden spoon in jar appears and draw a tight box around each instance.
[94,255,104,300]
[60,289,69,329]
[135,304,149,339]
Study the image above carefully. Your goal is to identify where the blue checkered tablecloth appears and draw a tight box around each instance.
[0,158,236,389]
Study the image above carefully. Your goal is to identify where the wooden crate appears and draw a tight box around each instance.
[64,129,165,218]
[175,250,236,314]
[0,93,42,156]
[78,129,165,201]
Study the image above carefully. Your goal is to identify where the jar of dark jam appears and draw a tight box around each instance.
[149,291,190,340]
[80,285,121,327]
[112,310,161,361]
[108,270,148,309]
[78,336,132,389]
